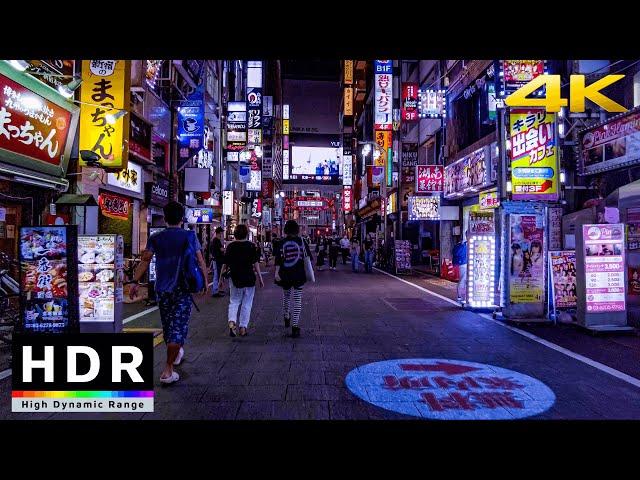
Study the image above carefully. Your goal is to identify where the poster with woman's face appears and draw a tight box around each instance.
[509,214,545,304]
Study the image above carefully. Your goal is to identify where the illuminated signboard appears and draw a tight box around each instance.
[374,60,393,130]
[467,235,496,308]
[107,162,142,193]
[408,196,440,221]
[418,89,446,118]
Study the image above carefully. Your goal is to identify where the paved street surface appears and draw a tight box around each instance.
[2,261,640,420]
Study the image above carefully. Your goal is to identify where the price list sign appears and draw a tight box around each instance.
[582,224,626,313]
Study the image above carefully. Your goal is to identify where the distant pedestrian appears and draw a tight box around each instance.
[130,201,208,385]
[340,235,350,265]
[275,220,313,338]
[209,226,226,297]
[453,231,468,304]
[350,239,361,272]
[219,224,264,337]
[363,234,375,273]
[328,234,340,270]
[315,235,327,270]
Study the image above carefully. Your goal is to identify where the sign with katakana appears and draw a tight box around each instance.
[416,165,444,193]
[510,108,559,201]
[79,60,130,170]
[346,359,556,420]
[374,60,393,131]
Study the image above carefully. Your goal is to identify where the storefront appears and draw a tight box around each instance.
[0,61,78,266]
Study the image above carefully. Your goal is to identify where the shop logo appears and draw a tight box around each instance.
[505,75,627,113]
[182,117,200,133]
[587,226,601,240]
[151,184,168,198]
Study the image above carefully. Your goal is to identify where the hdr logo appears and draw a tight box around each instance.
[505,75,628,113]
[11,333,154,413]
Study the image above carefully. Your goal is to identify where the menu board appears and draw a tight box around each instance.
[78,235,124,322]
[583,224,626,313]
[394,240,412,272]
[467,236,496,307]
[19,226,77,332]
[148,227,165,282]
[549,251,577,309]
[469,211,495,235]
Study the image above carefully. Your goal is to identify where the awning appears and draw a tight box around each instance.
[0,161,69,191]
[55,194,98,206]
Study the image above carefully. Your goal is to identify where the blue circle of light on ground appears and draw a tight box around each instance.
[345,358,556,420]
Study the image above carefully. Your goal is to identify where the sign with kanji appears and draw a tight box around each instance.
[107,161,142,193]
[375,130,391,167]
[346,359,556,420]
[344,87,353,116]
[342,186,353,212]
[344,60,354,85]
[510,108,559,201]
[79,60,131,170]
[374,60,393,131]
[416,165,444,193]
[98,192,130,220]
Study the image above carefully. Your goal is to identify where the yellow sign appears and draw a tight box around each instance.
[479,190,500,209]
[79,60,131,170]
[374,130,391,167]
[344,60,354,84]
[283,119,290,135]
[344,87,353,116]
[509,109,558,201]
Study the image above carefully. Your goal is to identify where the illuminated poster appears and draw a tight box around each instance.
[408,196,439,220]
[509,109,558,201]
[418,89,446,118]
[583,224,626,313]
[467,236,496,308]
[401,83,419,122]
[79,60,130,170]
[549,251,577,309]
[469,211,494,235]
[500,60,545,96]
[374,60,393,130]
[509,214,545,304]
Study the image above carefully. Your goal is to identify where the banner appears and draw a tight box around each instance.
[549,251,577,309]
[510,109,558,201]
[374,60,393,130]
[402,83,419,122]
[583,224,626,313]
[509,214,545,303]
[416,165,444,193]
[79,60,130,170]
[374,130,391,167]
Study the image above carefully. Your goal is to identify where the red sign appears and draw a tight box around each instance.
[261,179,274,199]
[402,83,419,122]
[343,187,353,212]
[0,73,72,167]
[98,192,130,220]
[416,165,444,193]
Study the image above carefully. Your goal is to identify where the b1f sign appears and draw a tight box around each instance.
[505,75,627,113]
[12,333,154,413]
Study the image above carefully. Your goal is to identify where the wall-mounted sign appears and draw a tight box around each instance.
[246,169,262,191]
[129,112,152,162]
[145,60,163,89]
[469,210,495,235]
[344,87,353,116]
[263,96,273,117]
[79,60,130,170]
[408,196,440,220]
[343,186,353,212]
[499,60,546,97]
[416,165,444,193]
[444,145,492,198]
[262,178,273,199]
[107,162,142,193]
[342,155,353,186]
[177,99,205,170]
[226,101,247,151]
[344,60,354,85]
[402,83,419,122]
[510,109,558,201]
[27,60,75,90]
[248,128,262,144]
[151,134,169,173]
[374,60,393,131]
[375,130,392,167]
[583,224,626,313]
[548,207,563,250]
[185,207,215,224]
[262,144,273,179]
[479,190,500,209]
[247,87,262,131]
[0,64,76,176]
[98,192,130,220]
[418,89,446,118]
[283,104,290,120]
[223,190,233,216]
[283,119,290,135]
[145,177,169,207]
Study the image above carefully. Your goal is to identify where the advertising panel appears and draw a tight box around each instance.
[98,192,130,220]
[416,165,444,193]
[223,191,233,216]
[374,60,393,130]
[500,60,545,96]
[185,207,215,224]
[246,169,262,191]
[342,155,353,186]
[226,101,247,151]
[548,207,563,250]
[469,211,495,235]
[177,102,205,170]
[344,60,354,84]
[509,214,545,304]
[479,190,500,209]
[408,196,440,220]
[129,112,152,162]
[402,83,419,122]
[444,146,492,198]
[344,87,353,116]
[467,235,496,308]
[418,89,446,118]
[19,226,78,333]
[79,60,130,170]
[583,224,626,313]
[107,161,142,194]
[509,109,558,201]
[627,207,640,251]
[289,146,342,184]
[549,251,577,309]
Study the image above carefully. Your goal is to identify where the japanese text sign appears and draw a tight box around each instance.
[402,83,419,122]
[0,64,76,175]
[107,161,142,193]
[343,186,352,212]
[344,60,354,85]
[416,165,444,193]
[374,60,393,131]
[510,108,558,201]
[79,60,130,170]
[344,87,353,116]
[98,192,129,220]
[375,130,392,167]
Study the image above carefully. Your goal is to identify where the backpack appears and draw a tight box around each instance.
[452,241,467,266]
[179,233,205,293]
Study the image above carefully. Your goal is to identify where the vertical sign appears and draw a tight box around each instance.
[344,60,354,85]
[344,87,353,116]
[223,191,233,216]
[343,186,353,212]
[343,155,353,186]
[402,82,419,122]
[509,214,545,304]
[79,60,130,170]
[549,251,577,309]
[583,224,626,313]
[374,60,393,130]
[509,109,558,201]
[416,165,444,193]
[548,207,563,250]
[247,87,262,146]
[375,130,391,167]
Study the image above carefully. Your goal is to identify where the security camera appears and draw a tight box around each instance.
[80,150,102,168]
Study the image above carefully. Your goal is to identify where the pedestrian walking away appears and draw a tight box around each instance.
[275,220,313,338]
[328,234,340,270]
[364,234,375,273]
[315,235,327,270]
[340,235,350,265]
[219,224,264,337]
[129,201,208,385]
[209,226,226,297]
[453,231,468,304]
[350,238,361,272]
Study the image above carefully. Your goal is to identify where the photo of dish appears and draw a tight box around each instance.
[79,250,96,264]
[20,227,67,260]
[79,271,94,282]
[21,261,67,297]
[96,251,115,264]
[96,269,114,282]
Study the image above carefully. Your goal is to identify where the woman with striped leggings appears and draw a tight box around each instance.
[274,220,313,338]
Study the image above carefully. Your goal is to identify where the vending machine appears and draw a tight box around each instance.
[77,234,124,333]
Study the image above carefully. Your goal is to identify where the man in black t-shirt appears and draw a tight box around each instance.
[210,227,226,297]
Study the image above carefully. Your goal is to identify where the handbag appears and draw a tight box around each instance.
[302,239,315,283]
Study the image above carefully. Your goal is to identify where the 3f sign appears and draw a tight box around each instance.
[505,75,627,113]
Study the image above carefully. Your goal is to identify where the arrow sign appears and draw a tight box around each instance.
[539,179,552,192]
[399,362,481,375]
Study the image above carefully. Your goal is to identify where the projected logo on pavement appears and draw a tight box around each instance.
[345,359,555,420]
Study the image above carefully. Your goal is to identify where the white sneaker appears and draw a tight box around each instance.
[160,371,180,384]
[173,347,184,366]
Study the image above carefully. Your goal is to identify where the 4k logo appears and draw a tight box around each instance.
[505,75,627,113]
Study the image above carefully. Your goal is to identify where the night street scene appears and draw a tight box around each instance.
[2,58,640,423]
